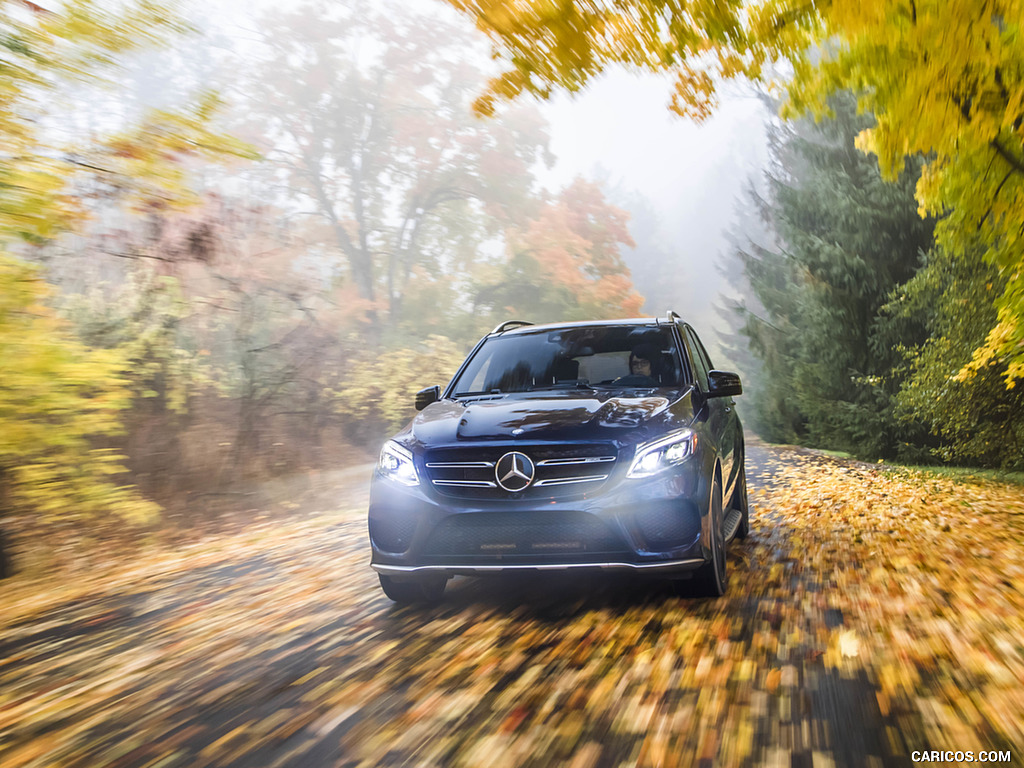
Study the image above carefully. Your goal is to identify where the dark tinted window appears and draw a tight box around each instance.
[452,325,682,394]
[684,327,711,391]
[690,329,715,371]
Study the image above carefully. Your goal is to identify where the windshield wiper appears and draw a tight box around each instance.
[592,379,664,390]
[453,389,503,399]
[528,381,595,392]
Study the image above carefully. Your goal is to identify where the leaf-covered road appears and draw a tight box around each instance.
[2,443,1023,767]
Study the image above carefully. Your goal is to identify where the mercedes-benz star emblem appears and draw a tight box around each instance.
[495,451,535,492]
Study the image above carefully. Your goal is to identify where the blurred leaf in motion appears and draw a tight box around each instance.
[0,0,185,244]
[445,0,1024,389]
[0,256,158,526]
[86,90,260,215]
[0,0,254,565]
[334,335,466,440]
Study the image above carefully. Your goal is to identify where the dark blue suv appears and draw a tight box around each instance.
[369,313,748,602]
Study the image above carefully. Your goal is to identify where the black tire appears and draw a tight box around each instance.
[731,457,750,540]
[691,476,727,597]
[378,573,447,604]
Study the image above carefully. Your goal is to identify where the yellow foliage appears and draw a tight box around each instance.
[1,3,255,245]
[94,92,260,214]
[0,0,253,533]
[62,266,202,414]
[333,336,467,436]
[446,0,1024,385]
[0,256,158,525]
[0,0,188,243]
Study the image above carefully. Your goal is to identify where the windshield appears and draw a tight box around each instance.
[451,325,684,395]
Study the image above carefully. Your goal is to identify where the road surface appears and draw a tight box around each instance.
[1,441,1020,767]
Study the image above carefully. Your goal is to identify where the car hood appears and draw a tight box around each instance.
[407,389,696,446]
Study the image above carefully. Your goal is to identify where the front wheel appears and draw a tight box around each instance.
[378,573,447,604]
[690,477,727,598]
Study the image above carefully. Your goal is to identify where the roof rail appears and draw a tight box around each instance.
[491,320,534,334]
[661,310,681,324]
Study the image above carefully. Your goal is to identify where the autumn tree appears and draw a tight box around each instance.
[887,246,1024,468]
[334,336,468,445]
[731,94,935,459]
[0,0,174,573]
[0,259,161,575]
[445,0,1024,390]
[58,181,379,497]
[240,1,550,327]
[162,197,352,478]
[0,0,252,571]
[50,3,651,488]
[473,179,644,326]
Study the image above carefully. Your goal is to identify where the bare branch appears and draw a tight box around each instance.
[991,138,1024,175]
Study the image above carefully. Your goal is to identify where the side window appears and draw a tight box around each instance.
[690,329,715,373]
[684,328,710,392]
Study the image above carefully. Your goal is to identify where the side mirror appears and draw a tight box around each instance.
[415,385,440,411]
[707,370,742,398]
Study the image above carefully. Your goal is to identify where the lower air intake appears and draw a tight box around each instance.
[422,511,627,557]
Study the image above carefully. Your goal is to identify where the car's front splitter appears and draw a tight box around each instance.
[372,557,705,578]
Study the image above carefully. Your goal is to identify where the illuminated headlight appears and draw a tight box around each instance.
[378,440,419,486]
[627,430,697,479]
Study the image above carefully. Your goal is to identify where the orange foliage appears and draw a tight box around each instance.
[515,179,644,318]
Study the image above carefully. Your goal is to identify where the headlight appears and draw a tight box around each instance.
[378,440,419,486]
[627,429,697,479]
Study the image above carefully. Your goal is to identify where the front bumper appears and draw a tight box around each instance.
[368,464,709,576]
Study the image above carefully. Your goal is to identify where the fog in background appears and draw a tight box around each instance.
[162,0,771,361]
[542,76,771,349]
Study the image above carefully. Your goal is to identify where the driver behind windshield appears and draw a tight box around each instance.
[617,342,661,385]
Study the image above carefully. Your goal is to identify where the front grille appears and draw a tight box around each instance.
[421,511,628,558]
[424,444,619,500]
